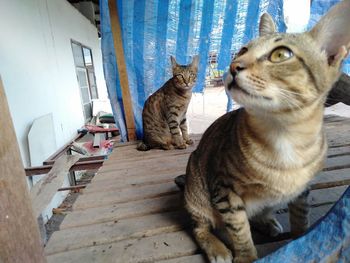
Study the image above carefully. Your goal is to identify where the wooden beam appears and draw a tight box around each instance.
[58,185,87,191]
[43,133,83,164]
[311,179,350,190]
[25,159,104,176]
[30,154,80,218]
[0,77,46,262]
[108,0,137,141]
[44,155,105,166]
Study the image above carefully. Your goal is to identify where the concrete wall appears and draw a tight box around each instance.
[0,0,107,168]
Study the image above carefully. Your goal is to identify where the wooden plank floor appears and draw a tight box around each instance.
[45,116,350,263]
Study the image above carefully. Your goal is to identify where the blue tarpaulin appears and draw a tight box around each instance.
[100,0,285,140]
[257,186,350,262]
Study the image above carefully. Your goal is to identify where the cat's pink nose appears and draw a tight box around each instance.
[230,60,246,74]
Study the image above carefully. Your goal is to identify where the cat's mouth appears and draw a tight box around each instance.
[232,84,272,101]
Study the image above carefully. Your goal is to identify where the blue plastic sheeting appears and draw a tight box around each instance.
[308,0,350,75]
[257,186,350,262]
[100,0,285,140]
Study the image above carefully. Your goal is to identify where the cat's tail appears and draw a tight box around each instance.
[136,141,151,151]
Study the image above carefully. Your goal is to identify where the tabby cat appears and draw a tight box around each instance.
[137,55,199,151]
[183,2,350,263]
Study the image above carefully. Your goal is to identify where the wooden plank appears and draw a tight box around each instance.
[91,165,184,185]
[46,203,334,262]
[311,179,350,190]
[100,153,190,171]
[107,139,345,162]
[60,194,182,229]
[45,211,189,255]
[106,148,195,163]
[0,77,46,262]
[79,157,349,208]
[93,167,185,185]
[327,145,350,157]
[309,186,347,206]
[108,0,136,141]
[83,171,177,193]
[74,181,179,210]
[45,226,307,263]
[324,155,350,170]
[51,204,331,259]
[57,185,86,192]
[83,153,347,188]
[30,154,80,217]
[157,254,206,263]
[96,146,346,178]
[93,159,187,181]
[44,155,105,166]
[46,230,289,263]
[61,184,344,231]
[85,165,350,195]
[324,117,350,147]
[46,231,198,263]
[314,168,350,184]
[43,133,83,164]
[25,159,103,176]
[108,142,347,164]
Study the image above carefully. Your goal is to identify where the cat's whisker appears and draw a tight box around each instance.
[278,91,305,112]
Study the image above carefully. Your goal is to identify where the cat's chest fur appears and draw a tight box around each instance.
[243,133,326,216]
[234,115,326,216]
[272,135,300,165]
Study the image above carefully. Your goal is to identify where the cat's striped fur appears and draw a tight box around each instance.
[183,2,350,263]
[137,56,199,151]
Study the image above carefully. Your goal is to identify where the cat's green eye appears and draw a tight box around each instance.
[269,47,293,63]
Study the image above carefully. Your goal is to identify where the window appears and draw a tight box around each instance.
[71,41,99,121]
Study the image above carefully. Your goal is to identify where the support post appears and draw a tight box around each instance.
[0,77,46,262]
[108,0,137,141]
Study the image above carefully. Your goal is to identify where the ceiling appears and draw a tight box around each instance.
[67,0,101,35]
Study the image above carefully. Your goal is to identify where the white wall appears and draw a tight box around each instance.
[0,0,107,168]
[0,0,108,226]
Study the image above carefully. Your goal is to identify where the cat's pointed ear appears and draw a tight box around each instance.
[170,56,177,69]
[259,13,276,37]
[191,55,199,70]
[308,0,350,64]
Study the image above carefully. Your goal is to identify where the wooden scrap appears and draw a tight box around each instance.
[30,154,80,218]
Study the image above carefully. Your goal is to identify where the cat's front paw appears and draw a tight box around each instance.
[173,137,186,149]
[161,143,174,150]
[210,255,232,263]
[207,244,233,263]
[176,143,187,149]
[185,138,194,145]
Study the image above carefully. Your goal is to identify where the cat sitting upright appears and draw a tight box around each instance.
[183,1,350,263]
[137,55,199,151]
